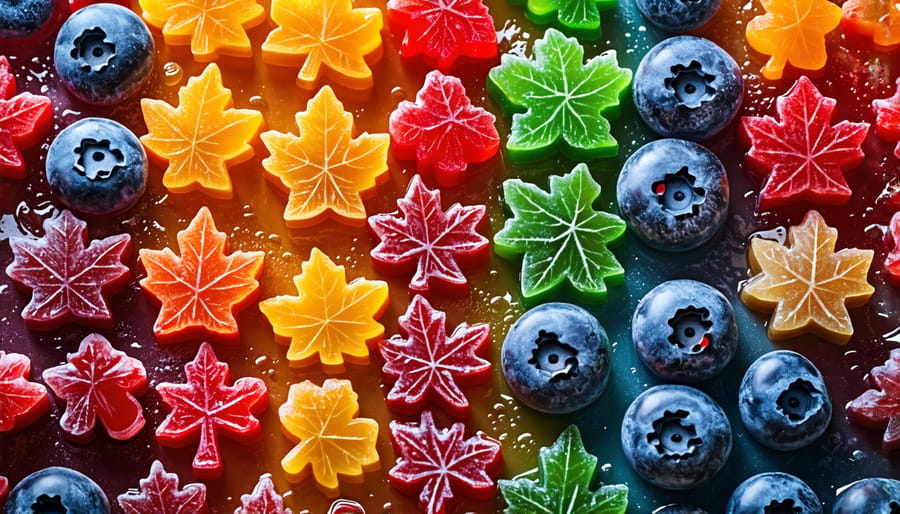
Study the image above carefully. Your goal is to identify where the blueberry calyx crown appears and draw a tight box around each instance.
[528,330,579,382]
[32,494,68,513]
[71,27,116,72]
[764,498,802,514]
[652,167,706,219]
[667,305,713,354]
[776,379,822,423]
[648,409,702,459]
[664,61,716,109]
[74,138,124,180]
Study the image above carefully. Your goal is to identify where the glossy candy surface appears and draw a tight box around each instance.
[0,56,51,177]
[885,212,900,285]
[848,348,900,451]
[0,352,49,433]
[841,0,900,46]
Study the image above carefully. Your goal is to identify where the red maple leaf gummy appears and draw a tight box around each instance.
[0,55,52,178]
[0,351,49,432]
[156,342,268,479]
[873,78,900,159]
[0,476,7,505]
[886,212,900,286]
[390,71,499,187]
[236,475,292,514]
[117,460,208,514]
[5,210,132,330]
[380,294,490,419]
[741,76,869,210]
[369,175,488,296]
[389,410,501,514]
[387,0,497,70]
[42,333,148,443]
[848,348,900,450]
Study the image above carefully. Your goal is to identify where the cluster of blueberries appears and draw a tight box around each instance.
[7,3,153,215]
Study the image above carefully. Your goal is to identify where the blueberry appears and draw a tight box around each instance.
[501,302,610,414]
[726,472,822,514]
[654,506,708,514]
[617,139,729,251]
[833,478,900,513]
[635,0,721,33]
[46,117,147,215]
[54,4,154,105]
[620,384,731,490]
[0,0,54,38]
[738,350,831,451]
[633,36,743,140]
[632,280,737,382]
[6,467,110,514]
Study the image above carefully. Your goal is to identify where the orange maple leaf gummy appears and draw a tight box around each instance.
[139,0,265,60]
[260,248,388,370]
[139,207,265,343]
[842,0,900,47]
[261,86,389,227]
[261,0,384,90]
[141,63,264,199]
[280,378,379,496]
[741,210,874,344]
[746,0,842,80]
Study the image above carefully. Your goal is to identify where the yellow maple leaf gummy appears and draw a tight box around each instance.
[261,86,389,227]
[261,0,383,90]
[259,248,388,370]
[139,0,265,61]
[746,0,842,80]
[741,210,874,344]
[280,378,379,496]
[141,63,263,199]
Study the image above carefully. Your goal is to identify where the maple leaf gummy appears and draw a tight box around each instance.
[848,348,900,450]
[0,56,52,178]
[0,351,50,433]
[117,460,208,513]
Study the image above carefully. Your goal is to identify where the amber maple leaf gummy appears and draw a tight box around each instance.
[280,378,379,496]
[741,210,874,344]
[0,351,49,433]
[380,295,490,419]
[741,76,869,210]
[43,334,147,443]
[873,78,900,159]
[139,0,264,60]
[261,86,390,228]
[139,207,265,343]
[885,212,900,285]
[487,28,631,162]
[494,164,625,304]
[156,342,268,479]
[387,0,497,70]
[0,55,52,178]
[848,348,900,450]
[390,71,499,187]
[746,0,842,80]
[141,63,264,199]
[236,475,292,514]
[389,410,502,514]
[842,0,900,47]
[117,460,208,514]
[369,175,488,296]
[262,0,383,90]
[6,210,131,330]
[260,248,388,371]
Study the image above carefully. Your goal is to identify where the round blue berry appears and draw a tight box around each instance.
[739,350,832,451]
[621,384,732,490]
[501,303,611,414]
[0,0,54,38]
[833,478,900,513]
[617,139,729,251]
[635,0,722,33]
[6,467,110,514]
[632,280,737,382]
[54,3,154,105]
[727,472,822,514]
[633,36,743,140]
[46,117,147,215]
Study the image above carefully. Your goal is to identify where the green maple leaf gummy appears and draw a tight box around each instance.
[494,164,625,303]
[514,0,615,33]
[499,425,628,514]
[488,28,631,162]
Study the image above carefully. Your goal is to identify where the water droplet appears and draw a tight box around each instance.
[163,62,183,86]
[249,95,267,110]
